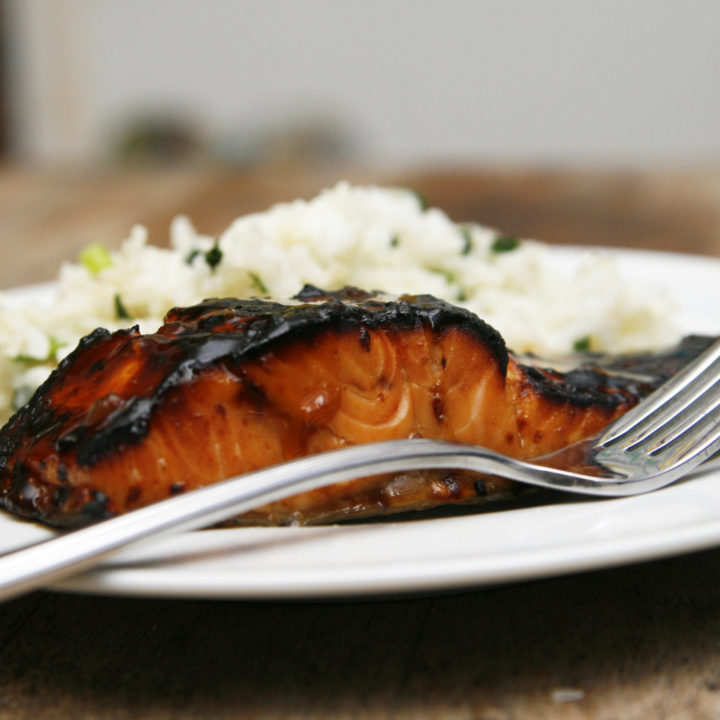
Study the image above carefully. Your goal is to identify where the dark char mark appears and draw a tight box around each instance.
[518,335,717,409]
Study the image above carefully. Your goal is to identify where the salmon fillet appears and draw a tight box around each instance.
[0,287,705,528]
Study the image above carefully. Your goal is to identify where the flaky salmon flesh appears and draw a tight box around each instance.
[0,286,710,528]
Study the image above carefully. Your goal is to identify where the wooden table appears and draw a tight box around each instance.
[1,163,720,719]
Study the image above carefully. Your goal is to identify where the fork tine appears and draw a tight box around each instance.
[644,390,720,454]
[648,403,720,472]
[614,369,720,449]
[601,339,720,446]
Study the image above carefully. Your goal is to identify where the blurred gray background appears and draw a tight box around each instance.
[2,0,720,166]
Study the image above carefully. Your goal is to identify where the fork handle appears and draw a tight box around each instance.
[1,435,710,602]
[0,440,519,602]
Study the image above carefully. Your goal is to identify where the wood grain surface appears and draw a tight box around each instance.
[1,163,719,720]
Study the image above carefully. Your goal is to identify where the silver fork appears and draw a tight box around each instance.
[0,339,719,602]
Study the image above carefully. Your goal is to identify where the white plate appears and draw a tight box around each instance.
[1,247,719,599]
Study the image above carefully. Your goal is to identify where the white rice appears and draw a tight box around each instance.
[0,182,676,424]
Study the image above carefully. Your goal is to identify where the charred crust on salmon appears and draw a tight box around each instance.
[0,287,710,528]
[520,365,646,409]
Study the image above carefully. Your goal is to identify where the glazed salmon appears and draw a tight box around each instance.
[0,287,708,528]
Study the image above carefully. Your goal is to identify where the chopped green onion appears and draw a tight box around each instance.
[185,249,201,265]
[429,267,456,284]
[491,236,520,253]
[114,294,132,320]
[48,336,63,362]
[79,243,113,274]
[413,191,428,211]
[461,227,473,255]
[205,240,223,270]
[573,336,592,353]
[249,271,269,295]
[13,336,63,365]
[390,234,400,248]
[12,354,40,365]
